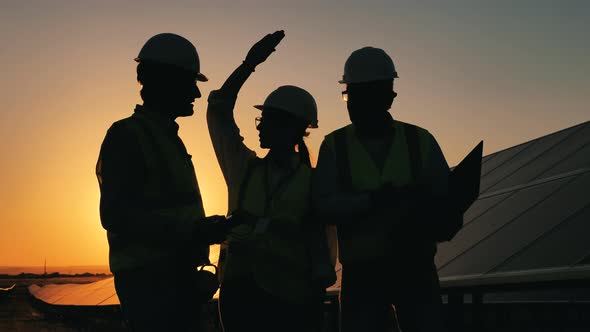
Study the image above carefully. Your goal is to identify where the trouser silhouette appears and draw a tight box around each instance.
[340,259,445,332]
[219,278,321,332]
[115,264,207,332]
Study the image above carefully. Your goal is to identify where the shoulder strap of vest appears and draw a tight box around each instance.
[404,123,423,182]
[120,116,203,209]
[124,116,173,194]
[334,128,352,191]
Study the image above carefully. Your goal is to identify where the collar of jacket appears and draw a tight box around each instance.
[352,111,396,139]
[134,104,180,135]
[265,150,302,172]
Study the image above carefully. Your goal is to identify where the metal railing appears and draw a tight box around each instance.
[439,266,590,331]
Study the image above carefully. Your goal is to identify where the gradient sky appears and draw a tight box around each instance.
[1,0,588,267]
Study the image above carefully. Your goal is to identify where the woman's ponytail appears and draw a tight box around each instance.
[297,137,312,168]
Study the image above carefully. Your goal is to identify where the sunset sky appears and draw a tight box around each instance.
[1,0,588,268]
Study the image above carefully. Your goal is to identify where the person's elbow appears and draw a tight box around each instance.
[99,200,129,234]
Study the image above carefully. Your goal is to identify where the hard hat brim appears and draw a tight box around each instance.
[196,73,208,82]
[253,105,318,129]
[338,73,399,84]
[134,57,208,82]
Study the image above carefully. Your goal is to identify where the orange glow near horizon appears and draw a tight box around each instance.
[1,2,588,268]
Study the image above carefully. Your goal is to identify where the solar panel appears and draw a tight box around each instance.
[29,278,119,306]
[437,175,572,276]
[463,192,511,226]
[480,125,578,193]
[436,192,511,266]
[480,142,532,178]
[485,123,590,192]
[493,204,590,272]
[439,172,589,277]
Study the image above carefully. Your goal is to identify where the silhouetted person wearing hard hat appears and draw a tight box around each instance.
[313,47,463,331]
[207,31,336,332]
[96,33,238,332]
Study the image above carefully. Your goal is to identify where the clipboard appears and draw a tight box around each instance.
[450,141,483,213]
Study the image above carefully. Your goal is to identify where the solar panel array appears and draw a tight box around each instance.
[29,278,119,306]
[437,120,590,279]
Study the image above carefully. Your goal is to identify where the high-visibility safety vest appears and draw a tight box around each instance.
[222,158,314,304]
[323,120,434,265]
[101,111,208,273]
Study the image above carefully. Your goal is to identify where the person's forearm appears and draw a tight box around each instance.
[100,199,195,244]
[206,61,258,187]
[216,62,255,99]
[217,29,284,98]
[206,90,256,192]
[102,202,228,246]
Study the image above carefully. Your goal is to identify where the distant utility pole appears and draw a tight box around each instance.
[44,259,47,276]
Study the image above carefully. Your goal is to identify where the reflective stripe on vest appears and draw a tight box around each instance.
[107,112,207,273]
[223,157,314,303]
[326,121,432,264]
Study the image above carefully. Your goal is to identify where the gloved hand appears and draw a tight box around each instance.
[196,215,239,245]
[203,215,227,224]
[244,30,285,70]
[227,209,258,227]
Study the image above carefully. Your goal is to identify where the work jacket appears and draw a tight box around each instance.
[322,120,440,265]
[97,106,208,273]
[222,157,315,304]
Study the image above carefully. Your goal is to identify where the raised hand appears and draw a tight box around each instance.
[244,30,285,69]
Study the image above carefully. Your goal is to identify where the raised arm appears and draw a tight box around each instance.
[207,31,285,191]
[217,30,285,99]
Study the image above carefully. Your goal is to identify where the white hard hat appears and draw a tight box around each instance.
[254,85,318,128]
[135,33,208,82]
[339,47,398,84]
